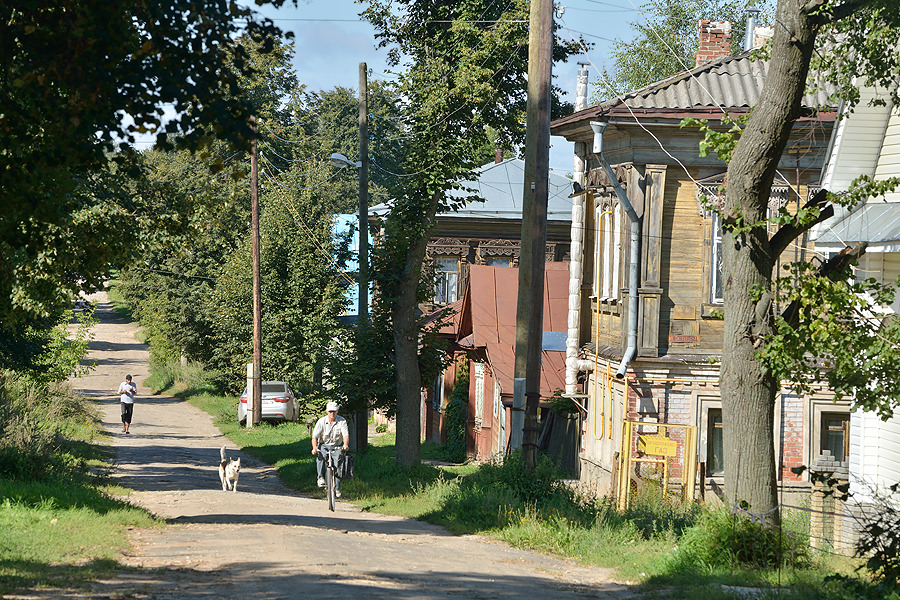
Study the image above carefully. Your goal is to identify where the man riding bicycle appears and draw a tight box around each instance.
[311,401,349,498]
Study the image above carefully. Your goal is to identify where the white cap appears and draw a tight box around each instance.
[326,401,340,412]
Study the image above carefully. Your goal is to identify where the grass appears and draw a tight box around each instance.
[0,380,159,595]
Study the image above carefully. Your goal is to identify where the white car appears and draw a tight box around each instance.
[238,381,300,424]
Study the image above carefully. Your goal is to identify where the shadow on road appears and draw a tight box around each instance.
[88,564,631,599]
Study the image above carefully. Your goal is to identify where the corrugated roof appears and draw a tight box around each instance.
[370,158,575,221]
[552,50,836,129]
[815,203,900,246]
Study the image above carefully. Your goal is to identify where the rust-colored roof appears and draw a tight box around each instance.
[459,264,569,398]
[421,298,463,336]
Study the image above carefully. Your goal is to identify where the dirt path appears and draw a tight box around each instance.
[19,291,634,599]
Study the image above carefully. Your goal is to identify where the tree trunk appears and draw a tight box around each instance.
[391,195,441,468]
[721,0,818,522]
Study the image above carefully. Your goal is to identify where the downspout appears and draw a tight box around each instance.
[590,121,640,379]
[565,63,594,395]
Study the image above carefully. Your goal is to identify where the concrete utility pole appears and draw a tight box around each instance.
[513,0,553,469]
[356,62,369,452]
[250,114,263,427]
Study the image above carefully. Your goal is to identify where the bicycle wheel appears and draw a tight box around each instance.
[326,461,336,511]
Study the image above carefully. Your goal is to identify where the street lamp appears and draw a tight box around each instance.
[330,153,362,169]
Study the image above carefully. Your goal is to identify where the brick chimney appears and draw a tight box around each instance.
[495,148,504,164]
[695,20,732,67]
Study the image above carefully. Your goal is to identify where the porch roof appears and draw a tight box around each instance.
[815,203,900,252]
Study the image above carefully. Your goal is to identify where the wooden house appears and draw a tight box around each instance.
[550,21,840,503]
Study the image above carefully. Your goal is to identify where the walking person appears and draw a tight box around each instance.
[311,401,349,497]
[117,374,137,434]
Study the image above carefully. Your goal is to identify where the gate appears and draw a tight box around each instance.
[615,420,697,510]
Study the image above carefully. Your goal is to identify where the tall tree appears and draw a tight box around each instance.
[0,1,291,367]
[718,0,900,519]
[597,0,773,100]
[361,0,583,466]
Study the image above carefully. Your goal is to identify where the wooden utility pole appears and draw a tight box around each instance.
[513,0,553,469]
[250,114,262,427]
[356,62,369,452]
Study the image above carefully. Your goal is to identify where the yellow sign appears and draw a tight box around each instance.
[638,435,677,457]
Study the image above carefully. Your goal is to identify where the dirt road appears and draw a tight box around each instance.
[33,291,634,599]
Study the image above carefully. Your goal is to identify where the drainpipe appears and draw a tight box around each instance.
[590,121,640,379]
[565,63,594,395]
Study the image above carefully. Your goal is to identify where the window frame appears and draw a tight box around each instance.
[434,255,461,305]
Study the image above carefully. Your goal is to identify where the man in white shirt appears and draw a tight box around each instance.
[116,374,137,434]
[311,401,350,497]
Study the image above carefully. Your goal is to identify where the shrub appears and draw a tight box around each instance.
[669,505,811,572]
[442,361,469,463]
[856,482,900,589]
[0,372,93,482]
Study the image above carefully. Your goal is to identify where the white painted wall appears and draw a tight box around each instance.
[874,110,900,204]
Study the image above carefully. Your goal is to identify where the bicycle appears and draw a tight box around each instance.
[317,444,341,511]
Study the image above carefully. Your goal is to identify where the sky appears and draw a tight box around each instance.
[241,0,645,175]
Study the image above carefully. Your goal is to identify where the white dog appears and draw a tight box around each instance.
[219,446,241,492]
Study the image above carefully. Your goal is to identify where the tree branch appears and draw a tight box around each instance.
[769,188,833,259]
[804,0,876,24]
[781,241,869,328]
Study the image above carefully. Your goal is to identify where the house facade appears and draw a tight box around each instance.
[419,156,575,313]
[811,80,900,548]
[550,21,840,503]
[411,157,575,447]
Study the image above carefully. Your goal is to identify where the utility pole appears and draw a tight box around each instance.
[513,0,553,469]
[250,114,262,428]
[356,62,369,452]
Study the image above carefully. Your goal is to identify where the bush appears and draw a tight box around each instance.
[856,482,900,589]
[668,505,811,572]
[0,372,94,482]
[442,361,469,463]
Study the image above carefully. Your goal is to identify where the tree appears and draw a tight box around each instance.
[597,0,774,100]
[0,1,291,366]
[361,0,583,466]
[718,0,900,520]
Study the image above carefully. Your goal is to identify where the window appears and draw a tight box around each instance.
[486,256,511,267]
[594,200,622,300]
[710,212,723,304]
[821,412,850,462]
[707,408,724,475]
[434,256,460,304]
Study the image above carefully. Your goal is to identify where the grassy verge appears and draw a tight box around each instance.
[149,362,881,598]
[0,378,158,595]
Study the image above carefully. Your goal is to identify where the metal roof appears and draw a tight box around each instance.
[458,264,569,397]
[370,158,575,221]
[816,203,900,250]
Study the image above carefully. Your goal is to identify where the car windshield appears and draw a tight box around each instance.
[262,383,288,394]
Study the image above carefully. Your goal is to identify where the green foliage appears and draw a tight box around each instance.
[680,112,749,163]
[360,0,583,465]
[0,372,97,482]
[0,1,291,334]
[854,482,900,589]
[668,505,811,572]
[442,360,470,462]
[811,0,900,113]
[548,388,580,415]
[596,0,774,100]
[760,260,900,419]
